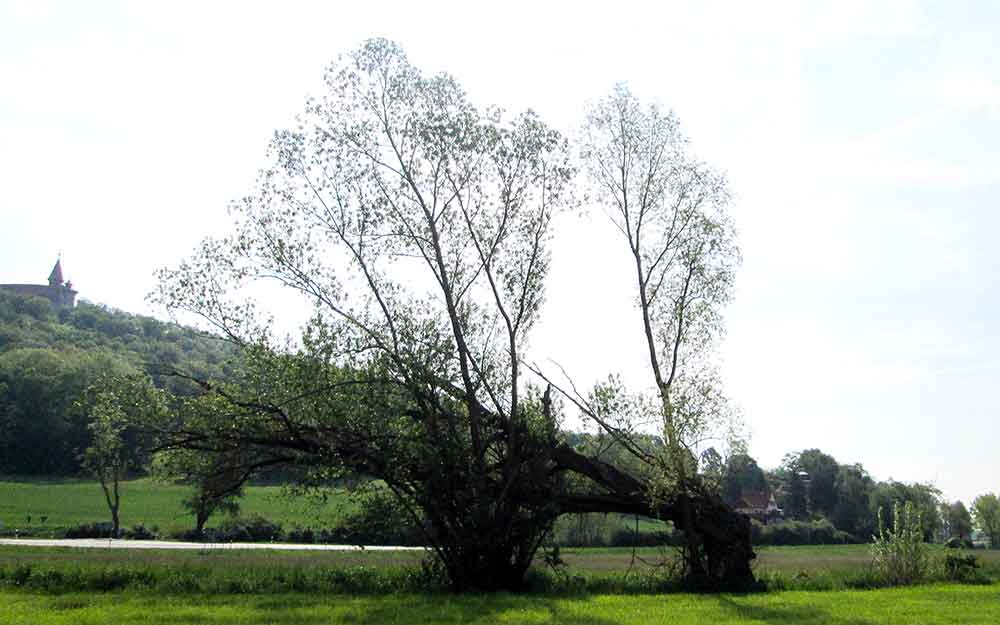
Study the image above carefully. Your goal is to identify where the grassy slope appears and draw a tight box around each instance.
[2,584,999,624]
[0,478,356,536]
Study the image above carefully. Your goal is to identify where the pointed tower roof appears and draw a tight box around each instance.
[48,258,64,286]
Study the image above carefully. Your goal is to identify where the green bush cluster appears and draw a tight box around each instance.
[751,519,859,546]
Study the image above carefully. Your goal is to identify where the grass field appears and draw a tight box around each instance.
[5,478,1000,624]
[3,543,997,573]
[0,477,645,541]
[2,543,998,594]
[2,542,999,623]
[0,478,356,536]
[2,583,999,624]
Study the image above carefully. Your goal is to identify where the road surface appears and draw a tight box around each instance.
[0,538,424,551]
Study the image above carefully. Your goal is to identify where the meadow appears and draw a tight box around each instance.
[2,584,999,624]
[4,477,1000,624]
[0,478,356,537]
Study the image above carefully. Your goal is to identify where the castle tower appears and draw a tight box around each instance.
[48,259,64,287]
[0,257,78,310]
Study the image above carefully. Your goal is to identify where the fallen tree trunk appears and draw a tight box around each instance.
[551,444,755,590]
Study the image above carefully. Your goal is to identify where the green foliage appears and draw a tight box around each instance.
[751,519,857,546]
[77,373,168,535]
[869,481,941,542]
[783,471,809,520]
[793,449,840,517]
[285,491,426,547]
[720,453,769,506]
[942,553,981,582]
[152,449,245,534]
[830,464,875,538]
[941,500,973,541]
[972,493,1000,548]
[214,514,283,542]
[944,536,974,549]
[871,501,930,585]
[0,290,239,475]
[0,347,131,474]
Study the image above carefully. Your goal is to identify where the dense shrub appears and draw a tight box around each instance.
[750,519,858,546]
[214,515,282,542]
[286,492,424,546]
[608,527,680,548]
[944,536,974,549]
[550,514,679,548]
[121,523,158,540]
[64,522,116,539]
[943,553,981,582]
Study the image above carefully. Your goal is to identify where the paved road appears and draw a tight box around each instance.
[0,538,424,551]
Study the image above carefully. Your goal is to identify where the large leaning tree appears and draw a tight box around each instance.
[149,39,753,591]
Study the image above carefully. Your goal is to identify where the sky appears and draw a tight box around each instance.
[1,0,998,504]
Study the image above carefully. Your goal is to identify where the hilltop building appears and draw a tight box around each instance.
[0,258,78,309]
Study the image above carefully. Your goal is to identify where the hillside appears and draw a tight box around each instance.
[0,290,238,475]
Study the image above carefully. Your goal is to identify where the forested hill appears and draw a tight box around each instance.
[0,290,237,475]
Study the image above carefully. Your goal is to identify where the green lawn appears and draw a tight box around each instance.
[0,477,356,536]
[2,584,999,624]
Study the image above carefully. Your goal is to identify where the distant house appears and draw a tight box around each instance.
[0,258,77,309]
[734,490,782,523]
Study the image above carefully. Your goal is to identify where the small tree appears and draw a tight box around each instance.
[78,374,166,536]
[941,500,973,541]
[972,493,1000,548]
[153,448,244,535]
[784,471,809,521]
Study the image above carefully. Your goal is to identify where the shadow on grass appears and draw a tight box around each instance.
[344,595,625,625]
[715,594,877,625]
[120,594,628,625]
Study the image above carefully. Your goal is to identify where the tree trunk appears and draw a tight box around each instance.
[110,504,120,538]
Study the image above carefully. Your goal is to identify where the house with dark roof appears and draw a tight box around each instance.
[734,490,782,523]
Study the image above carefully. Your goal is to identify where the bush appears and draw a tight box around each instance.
[64,522,116,539]
[121,523,158,540]
[326,491,424,546]
[550,514,679,548]
[944,536,974,549]
[555,513,614,547]
[943,553,981,582]
[215,515,283,542]
[871,501,929,585]
[608,527,680,548]
[751,519,858,546]
[286,526,316,544]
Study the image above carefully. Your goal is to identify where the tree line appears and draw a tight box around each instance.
[714,447,999,547]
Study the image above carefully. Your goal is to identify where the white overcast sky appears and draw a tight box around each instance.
[2,1,998,505]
